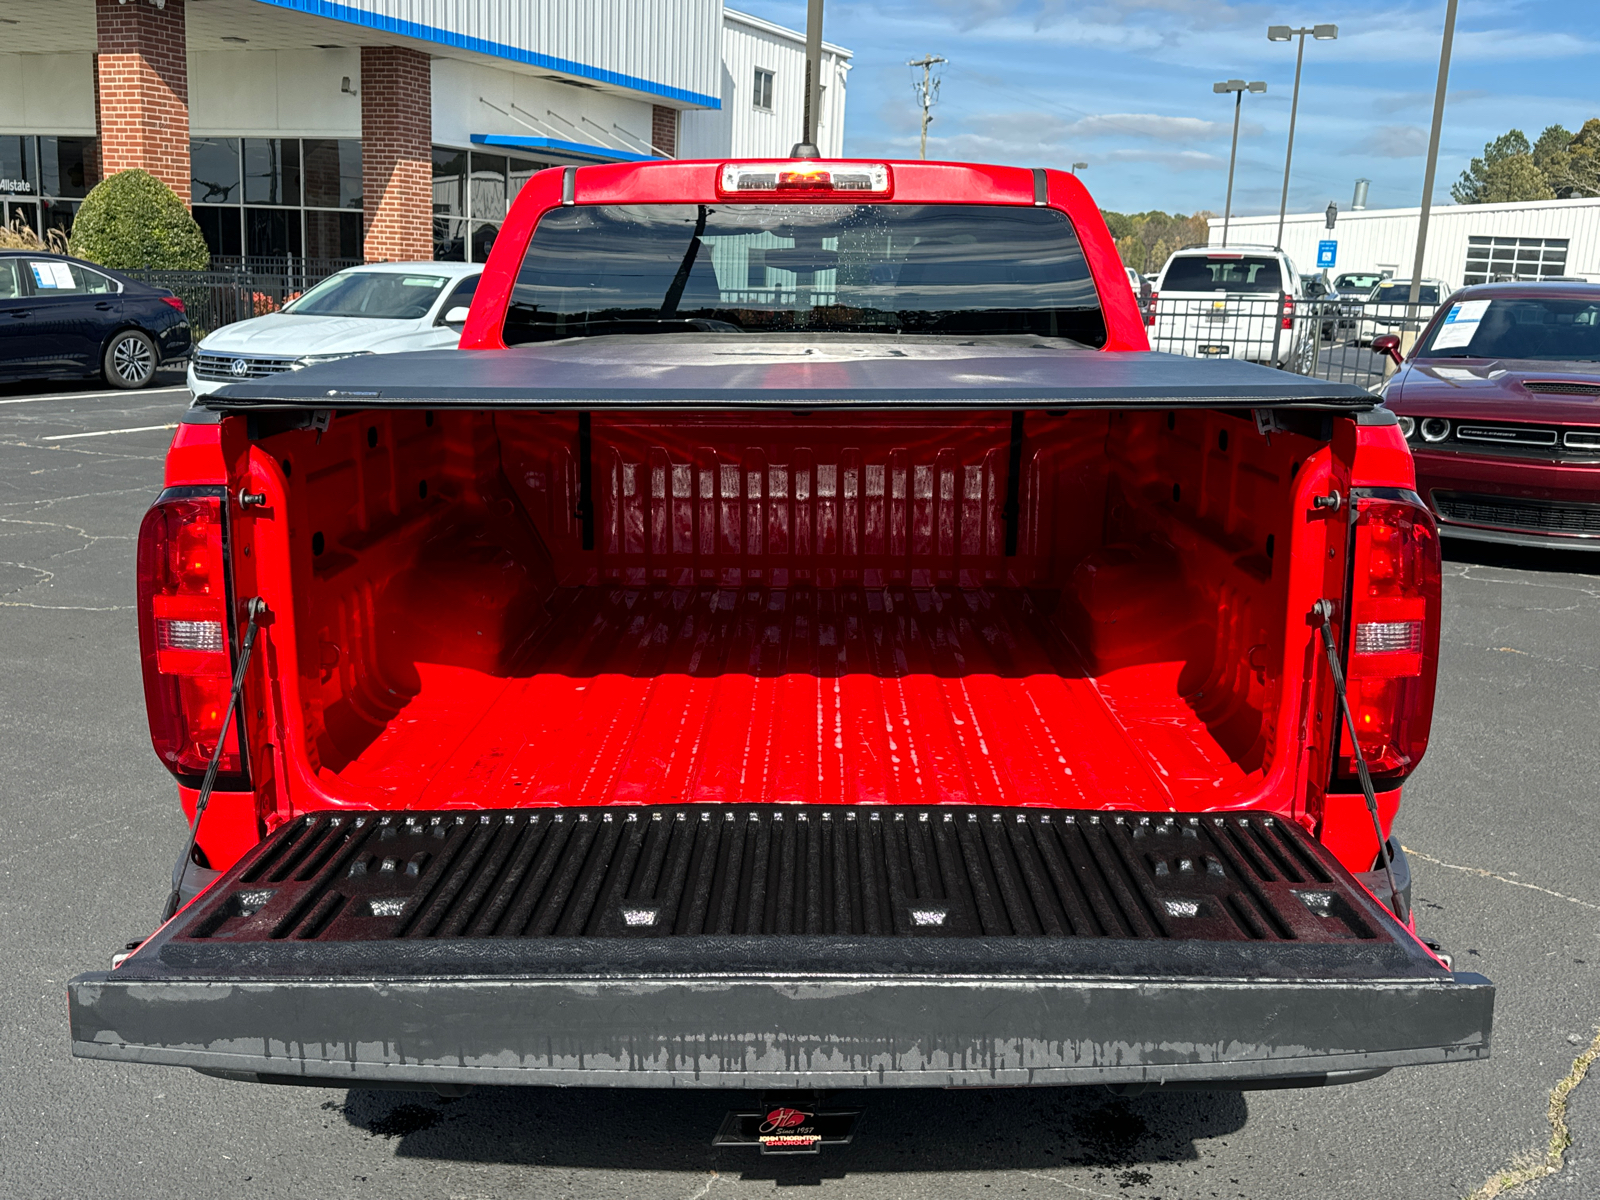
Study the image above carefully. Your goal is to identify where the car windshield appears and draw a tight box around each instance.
[1370,281,1441,305]
[285,272,450,319]
[1416,295,1600,361]
[1159,255,1284,294]
[503,203,1106,346]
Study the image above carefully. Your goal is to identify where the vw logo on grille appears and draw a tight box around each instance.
[229,358,250,378]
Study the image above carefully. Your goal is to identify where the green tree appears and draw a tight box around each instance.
[1548,118,1600,198]
[69,169,209,270]
[1452,130,1556,204]
[1103,210,1211,274]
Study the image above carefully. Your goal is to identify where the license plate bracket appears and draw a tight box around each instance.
[714,1100,863,1154]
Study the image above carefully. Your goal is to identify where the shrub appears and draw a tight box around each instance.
[69,169,209,270]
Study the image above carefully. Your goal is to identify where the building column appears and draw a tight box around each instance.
[652,105,678,158]
[361,46,432,262]
[95,0,190,202]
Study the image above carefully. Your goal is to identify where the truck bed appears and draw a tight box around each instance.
[337,583,1244,811]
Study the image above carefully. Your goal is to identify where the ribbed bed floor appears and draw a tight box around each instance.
[337,586,1247,810]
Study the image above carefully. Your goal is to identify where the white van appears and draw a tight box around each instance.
[1148,245,1303,367]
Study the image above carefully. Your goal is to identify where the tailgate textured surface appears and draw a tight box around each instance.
[178,805,1387,947]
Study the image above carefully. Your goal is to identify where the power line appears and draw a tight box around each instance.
[908,54,947,160]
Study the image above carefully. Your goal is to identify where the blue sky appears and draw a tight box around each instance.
[731,0,1597,218]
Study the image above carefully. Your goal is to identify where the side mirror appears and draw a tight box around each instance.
[1372,334,1403,365]
[442,305,471,325]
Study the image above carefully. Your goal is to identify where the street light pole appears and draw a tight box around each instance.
[1071,161,1087,174]
[1409,0,1459,309]
[1214,79,1266,248]
[1268,23,1338,251]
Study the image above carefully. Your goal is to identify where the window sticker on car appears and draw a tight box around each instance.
[30,261,75,290]
[1432,298,1491,350]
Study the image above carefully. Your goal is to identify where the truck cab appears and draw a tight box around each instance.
[70,157,1491,1095]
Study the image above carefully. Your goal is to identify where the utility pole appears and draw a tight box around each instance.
[1409,0,1459,310]
[908,54,946,160]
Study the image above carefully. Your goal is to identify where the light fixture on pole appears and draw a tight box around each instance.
[1267,22,1337,251]
[1213,79,1266,248]
[1071,162,1087,174]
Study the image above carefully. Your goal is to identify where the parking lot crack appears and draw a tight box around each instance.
[1405,847,1600,912]
[1465,1029,1600,1199]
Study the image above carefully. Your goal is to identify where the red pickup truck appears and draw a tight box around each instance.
[71,157,1491,1100]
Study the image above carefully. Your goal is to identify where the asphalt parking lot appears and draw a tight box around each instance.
[1,376,1596,1200]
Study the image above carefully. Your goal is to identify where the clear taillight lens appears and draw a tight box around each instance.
[1145,291,1158,327]
[1354,619,1423,655]
[136,490,245,780]
[1337,491,1441,783]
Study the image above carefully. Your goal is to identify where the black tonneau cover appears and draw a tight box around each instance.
[203,338,1377,411]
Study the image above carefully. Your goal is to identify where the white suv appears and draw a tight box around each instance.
[1148,245,1303,367]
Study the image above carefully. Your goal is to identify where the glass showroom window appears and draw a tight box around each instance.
[432,147,548,262]
[0,135,100,239]
[190,137,364,262]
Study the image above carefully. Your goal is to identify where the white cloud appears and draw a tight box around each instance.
[1350,125,1430,158]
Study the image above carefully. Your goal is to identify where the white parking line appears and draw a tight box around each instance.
[0,386,188,406]
[41,423,178,441]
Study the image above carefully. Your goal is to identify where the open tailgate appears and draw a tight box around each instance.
[71,805,1492,1089]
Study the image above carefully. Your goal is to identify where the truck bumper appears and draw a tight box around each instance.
[71,964,1493,1089]
[69,805,1494,1089]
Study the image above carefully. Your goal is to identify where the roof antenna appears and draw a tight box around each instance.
[791,0,824,158]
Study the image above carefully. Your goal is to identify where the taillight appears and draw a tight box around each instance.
[1336,490,1441,784]
[1281,294,1295,330]
[136,489,246,781]
[161,295,186,314]
[1145,291,1158,327]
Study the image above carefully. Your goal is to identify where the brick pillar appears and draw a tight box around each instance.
[95,0,190,202]
[651,105,678,158]
[361,46,432,262]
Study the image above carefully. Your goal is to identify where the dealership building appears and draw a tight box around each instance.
[1213,195,1600,288]
[0,0,850,264]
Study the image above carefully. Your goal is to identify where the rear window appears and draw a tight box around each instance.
[1416,295,1600,361]
[1372,282,1441,305]
[1160,255,1285,294]
[503,203,1106,347]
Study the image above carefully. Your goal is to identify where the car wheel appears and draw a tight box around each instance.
[103,330,158,389]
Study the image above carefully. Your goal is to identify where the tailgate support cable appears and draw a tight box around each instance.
[1313,598,1404,921]
[161,597,268,923]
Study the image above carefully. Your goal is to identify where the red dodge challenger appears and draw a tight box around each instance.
[1379,281,1600,551]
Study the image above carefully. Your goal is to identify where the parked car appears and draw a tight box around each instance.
[1359,278,1452,345]
[0,250,191,388]
[1335,270,1386,293]
[1379,281,1600,551]
[71,157,1491,1097]
[187,261,481,398]
[1147,244,1304,367]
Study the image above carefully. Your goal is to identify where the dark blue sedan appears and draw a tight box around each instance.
[0,251,192,389]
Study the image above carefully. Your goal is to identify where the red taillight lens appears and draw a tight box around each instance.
[1281,294,1295,330]
[1337,491,1441,783]
[161,295,186,314]
[136,491,245,779]
[1145,291,1158,327]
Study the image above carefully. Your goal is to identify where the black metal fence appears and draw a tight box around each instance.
[1143,295,1443,390]
[123,258,361,340]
